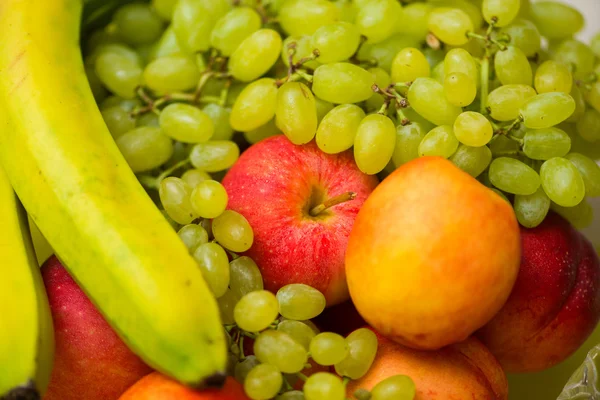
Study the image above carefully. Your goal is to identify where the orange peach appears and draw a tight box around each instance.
[347,329,508,400]
[346,157,521,350]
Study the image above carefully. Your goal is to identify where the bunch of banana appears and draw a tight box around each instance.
[0,167,54,399]
[0,0,226,390]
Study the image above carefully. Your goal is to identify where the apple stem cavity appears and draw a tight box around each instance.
[309,191,357,217]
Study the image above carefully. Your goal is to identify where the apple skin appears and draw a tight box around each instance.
[222,135,378,306]
[42,256,153,400]
[478,212,600,373]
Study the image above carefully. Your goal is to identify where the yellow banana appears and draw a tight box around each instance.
[0,167,54,398]
[0,0,226,386]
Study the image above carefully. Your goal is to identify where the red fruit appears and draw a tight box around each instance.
[478,212,600,372]
[222,135,378,306]
[42,256,153,400]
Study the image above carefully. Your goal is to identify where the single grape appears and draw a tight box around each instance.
[522,127,571,160]
[444,72,476,107]
[116,127,173,173]
[396,3,434,39]
[276,391,305,400]
[409,78,462,126]
[370,375,416,400]
[520,92,576,129]
[540,157,586,207]
[189,140,240,172]
[244,119,281,144]
[210,7,262,56]
[449,144,492,178]
[229,29,282,82]
[309,333,348,366]
[315,98,335,123]
[150,27,182,60]
[576,109,600,142]
[230,78,278,132]
[312,63,375,104]
[391,48,431,83]
[159,103,214,143]
[136,112,159,128]
[392,122,426,167]
[192,242,230,298]
[95,51,142,99]
[212,210,254,252]
[514,187,551,229]
[159,177,196,225]
[303,372,345,400]
[444,48,479,88]
[316,104,365,154]
[530,2,584,40]
[152,0,176,20]
[235,355,260,384]
[495,46,532,86]
[552,39,595,80]
[418,125,459,158]
[354,114,397,175]
[100,96,141,112]
[177,224,209,251]
[552,200,594,229]
[244,364,283,400]
[181,169,211,188]
[586,82,600,114]
[453,112,493,147]
[534,61,572,94]
[234,290,279,332]
[355,0,402,44]
[278,0,339,37]
[113,3,164,46]
[499,19,541,57]
[488,157,541,195]
[276,284,327,321]
[311,22,361,64]
[171,0,230,53]
[143,54,200,94]
[564,153,600,197]
[428,7,473,46]
[334,328,378,380]
[357,34,421,72]
[229,256,264,298]
[276,82,318,145]
[101,106,136,138]
[278,320,316,351]
[189,180,228,219]
[217,288,238,323]
[202,104,234,141]
[254,330,308,373]
[482,0,519,27]
[488,84,536,121]
[566,85,587,124]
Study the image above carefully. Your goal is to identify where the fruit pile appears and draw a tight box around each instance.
[1,0,600,399]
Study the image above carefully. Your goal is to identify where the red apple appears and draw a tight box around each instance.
[222,135,378,306]
[478,212,600,373]
[42,256,153,400]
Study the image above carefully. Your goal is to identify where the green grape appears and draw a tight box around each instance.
[514,187,551,228]
[101,106,136,138]
[254,330,308,373]
[189,180,228,219]
[431,62,445,83]
[482,0,519,27]
[566,85,586,123]
[309,333,348,366]
[303,372,345,400]
[158,177,196,224]
[235,355,260,384]
[313,63,374,104]
[234,290,279,332]
[158,104,214,143]
[316,104,365,154]
[488,84,536,121]
[85,28,122,54]
[150,27,182,60]
[564,153,600,197]
[354,114,396,175]
[276,391,305,400]
[276,284,327,321]
[494,46,532,86]
[355,0,401,44]
[407,78,462,126]
[488,157,541,195]
[152,0,176,20]
[391,48,431,83]
[116,127,173,172]
[418,125,459,158]
[449,144,492,178]
[396,3,434,39]
[540,157,586,207]
[278,320,316,351]
[281,36,320,70]
[143,55,200,94]
[334,328,378,380]
[279,0,339,37]
[315,98,335,123]
[430,0,483,29]
[226,82,249,107]
[520,92,576,129]
[366,67,391,112]
[444,72,476,107]
[357,34,421,72]
[489,135,520,157]
[135,112,159,128]
[522,127,571,160]
[551,200,594,229]
[229,256,264,298]
[189,140,240,172]
[428,7,473,46]
[499,19,540,57]
[88,42,142,67]
[444,48,478,87]
[592,33,600,58]
[192,242,230,298]
[160,209,180,230]
[276,82,318,145]
[534,61,572,94]
[586,82,600,114]
[113,3,164,46]
[530,1,584,40]
[552,39,595,80]
[369,375,416,400]
[171,0,230,53]
[100,96,141,112]
[335,0,356,22]
[177,224,209,251]
[210,7,262,57]
[424,48,445,69]
[212,210,254,252]
[229,29,282,82]
[244,364,283,400]
[392,122,426,167]
[453,111,493,147]
[181,169,211,188]
[311,22,361,64]
[230,78,278,132]
[85,64,108,102]
[244,119,280,144]
[94,51,142,99]
[217,289,237,325]
[202,104,234,141]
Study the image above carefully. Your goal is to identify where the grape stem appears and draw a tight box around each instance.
[396,108,411,126]
[377,99,391,115]
[238,335,245,360]
[309,192,357,216]
[156,159,192,185]
[466,32,508,51]
[296,372,309,382]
